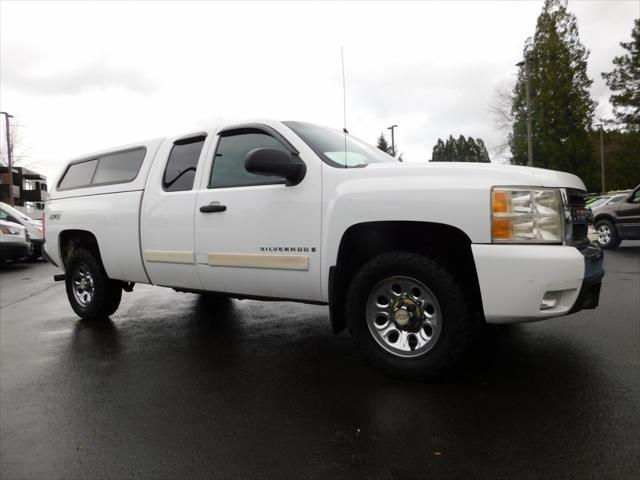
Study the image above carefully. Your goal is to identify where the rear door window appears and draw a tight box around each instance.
[163,136,206,192]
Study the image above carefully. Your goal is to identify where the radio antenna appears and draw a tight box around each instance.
[341,46,348,167]
[341,45,348,133]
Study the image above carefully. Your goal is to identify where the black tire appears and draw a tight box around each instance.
[595,219,621,249]
[200,292,232,306]
[65,249,122,320]
[201,292,230,301]
[28,243,42,261]
[345,251,471,379]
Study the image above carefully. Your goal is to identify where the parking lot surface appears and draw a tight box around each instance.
[1,243,639,479]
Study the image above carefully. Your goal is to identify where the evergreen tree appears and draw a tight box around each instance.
[432,138,446,161]
[595,18,640,191]
[431,135,490,162]
[474,138,491,163]
[456,135,466,160]
[376,133,394,156]
[602,18,640,132]
[587,129,640,191]
[510,0,595,179]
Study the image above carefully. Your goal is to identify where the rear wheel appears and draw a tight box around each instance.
[596,220,620,249]
[65,249,122,320]
[346,251,472,378]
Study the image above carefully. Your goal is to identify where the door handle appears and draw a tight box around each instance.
[200,203,227,213]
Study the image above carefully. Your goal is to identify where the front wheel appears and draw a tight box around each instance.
[65,249,122,320]
[28,243,42,261]
[346,251,472,378]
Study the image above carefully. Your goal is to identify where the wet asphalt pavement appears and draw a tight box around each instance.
[1,243,639,480]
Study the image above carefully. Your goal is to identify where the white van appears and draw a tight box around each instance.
[0,219,32,262]
[0,202,44,259]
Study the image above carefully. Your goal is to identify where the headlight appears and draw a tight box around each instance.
[0,225,23,235]
[491,187,564,243]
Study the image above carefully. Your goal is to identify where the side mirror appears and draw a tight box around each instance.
[245,148,306,186]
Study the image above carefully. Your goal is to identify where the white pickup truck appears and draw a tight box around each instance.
[44,120,604,377]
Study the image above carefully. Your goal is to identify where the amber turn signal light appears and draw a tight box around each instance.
[492,218,511,240]
[492,190,510,213]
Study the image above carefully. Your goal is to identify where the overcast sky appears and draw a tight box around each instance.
[1,0,637,183]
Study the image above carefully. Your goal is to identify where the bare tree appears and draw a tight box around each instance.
[488,78,516,163]
[490,79,515,130]
[1,120,31,168]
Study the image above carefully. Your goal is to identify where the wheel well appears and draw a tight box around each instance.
[59,230,103,270]
[594,214,615,226]
[329,221,484,333]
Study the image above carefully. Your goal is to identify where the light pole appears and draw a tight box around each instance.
[516,59,533,167]
[0,111,14,206]
[387,124,398,158]
[596,124,605,193]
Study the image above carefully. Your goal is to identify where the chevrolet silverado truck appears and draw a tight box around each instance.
[44,120,604,377]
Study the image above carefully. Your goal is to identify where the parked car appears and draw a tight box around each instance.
[593,185,640,249]
[44,120,603,377]
[0,220,32,262]
[590,191,632,214]
[0,202,44,259]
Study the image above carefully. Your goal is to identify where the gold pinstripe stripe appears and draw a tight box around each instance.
[207,253,309,271]
[144,250,194,264]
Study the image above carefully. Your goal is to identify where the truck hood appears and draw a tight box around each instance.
[365,162,586,191]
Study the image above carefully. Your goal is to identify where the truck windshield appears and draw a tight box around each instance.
[284,121,396,168]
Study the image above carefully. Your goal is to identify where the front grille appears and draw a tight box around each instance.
[566,189,590,246]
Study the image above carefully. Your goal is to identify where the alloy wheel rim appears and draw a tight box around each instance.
[597,224,611,245]
[365,275,442,358]
[72,264,95,307]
